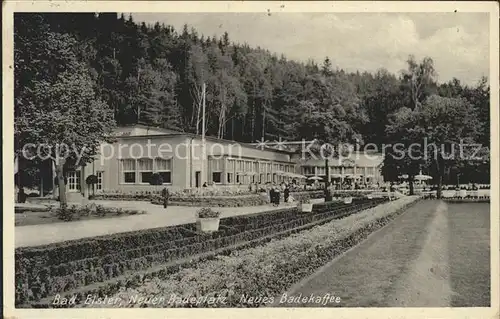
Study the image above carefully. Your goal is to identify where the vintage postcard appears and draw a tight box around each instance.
[3,1,499,319]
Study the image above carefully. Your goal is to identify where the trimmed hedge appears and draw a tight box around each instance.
[16,198,385,306]
[151,194,268,207]
[90,190,326,207]
[96,197,421,308]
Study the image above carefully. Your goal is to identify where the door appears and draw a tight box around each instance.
[195,171,201,188]
[67,171,81,192]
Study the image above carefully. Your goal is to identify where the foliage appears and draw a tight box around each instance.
[100,197,419,308]
[86,175,98,185]
[15,14,116,207]
[149,173,164,186]
[196,207,221,218]
[15,198,385,305]
[14,13,490,193]
[299,194,311,204]
[54,204,144,221]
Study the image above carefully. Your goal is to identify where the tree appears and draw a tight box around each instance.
[385,95,480,198]
[15,31,116,207]
[400,55,437,110]
[383,107,424,195]
[321,56,333,77]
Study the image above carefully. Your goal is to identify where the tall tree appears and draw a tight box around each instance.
[400,55,437,110]
[15,30,116,207]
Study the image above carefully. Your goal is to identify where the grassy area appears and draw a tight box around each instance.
[448,203,490,307]
[277,200,438,307]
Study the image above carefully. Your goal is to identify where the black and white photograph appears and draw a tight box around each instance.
[3,1,499,318]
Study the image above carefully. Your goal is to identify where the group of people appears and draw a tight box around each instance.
[268,183,294,206]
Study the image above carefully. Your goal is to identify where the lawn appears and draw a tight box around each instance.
[448,203,490,307]
[277,200,438,307]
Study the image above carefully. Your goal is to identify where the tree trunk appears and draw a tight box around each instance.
[262,105,266,139]
[325,158,329,188]
[55,159,67,208]
[408,176,415,195]
[437,174,443,199]
[436,155,444,199]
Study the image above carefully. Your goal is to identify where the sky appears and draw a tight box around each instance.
[131,12,490,86]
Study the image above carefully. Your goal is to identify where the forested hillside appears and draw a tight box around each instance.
[14,13,490,149]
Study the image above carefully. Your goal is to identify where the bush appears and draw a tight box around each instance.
[86,175,98,185]
[149,173,163,186]
[16,198,386,306]
[104,197,420,308]
[53,204,143,221]
[196,208,221,219]
[299,194,311,204]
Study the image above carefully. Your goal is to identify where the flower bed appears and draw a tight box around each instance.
[53,204,146,222]
[16,198,385,306]
[99,196,420,308]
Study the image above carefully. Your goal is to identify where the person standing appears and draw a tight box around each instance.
[275,186,281,206]
[269,186,275,205]
[284,185,290,203]
[161,187,169,209]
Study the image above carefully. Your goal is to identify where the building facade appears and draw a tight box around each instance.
[295,153,384,185]
[52,125,385,198]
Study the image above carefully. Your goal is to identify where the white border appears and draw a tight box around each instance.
[3,2,499,319]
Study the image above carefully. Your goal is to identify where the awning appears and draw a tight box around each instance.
[308,176,323,180]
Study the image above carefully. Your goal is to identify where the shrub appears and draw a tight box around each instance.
[149,173,163,186]
[300,195,311,204]
[197,208,221,219]
[16,198,387,306]
[86,175,98,185]
[103,197,420,308]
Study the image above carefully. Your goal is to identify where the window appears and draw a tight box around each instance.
[96,171,103,191]
[138,158,154,183]
[227,160,235,173]
[155,158,172,184]
[121,159,136,183]
[236,174,240,183]
[331,166,342,174]
[212,172,222,183]
[227,172,233,184]
[253,162,258,173]
[267,173,271,182]
[302,166,313,175]
[345,167,355,175]
[67,171,81,192]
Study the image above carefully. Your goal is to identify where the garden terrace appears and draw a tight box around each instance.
[16,198,386,307]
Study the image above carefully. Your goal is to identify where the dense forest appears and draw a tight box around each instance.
[14,13,490,191]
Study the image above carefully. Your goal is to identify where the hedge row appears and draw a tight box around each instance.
[151,195,268,207]
[16,199,384,305]
[103,197,420,308]
[26,199,386,308]
[90,190,326,207]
